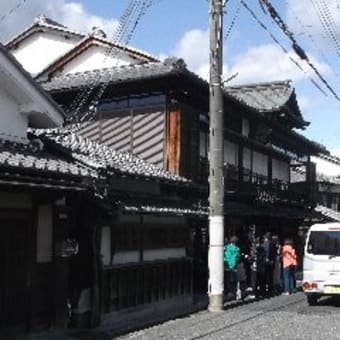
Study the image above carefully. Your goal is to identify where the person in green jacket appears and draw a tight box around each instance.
[224,236,241,299]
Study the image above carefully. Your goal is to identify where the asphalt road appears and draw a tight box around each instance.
[116,292,340,340]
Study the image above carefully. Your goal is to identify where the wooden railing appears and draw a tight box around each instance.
[101,258,192,313]
[199,159,308,205]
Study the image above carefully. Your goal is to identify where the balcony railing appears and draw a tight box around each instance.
[199,159,308,206]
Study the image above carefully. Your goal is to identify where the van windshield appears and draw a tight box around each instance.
[307,231,340,255]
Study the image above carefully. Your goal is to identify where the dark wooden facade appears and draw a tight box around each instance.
[41,58,328,331]
[0,190,98,338]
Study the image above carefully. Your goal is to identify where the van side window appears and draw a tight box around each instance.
[308,231,340,255]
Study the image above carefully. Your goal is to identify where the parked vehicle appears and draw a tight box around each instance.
[303,223,340,305]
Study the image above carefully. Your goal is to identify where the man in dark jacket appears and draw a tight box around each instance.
[263,232,277,295]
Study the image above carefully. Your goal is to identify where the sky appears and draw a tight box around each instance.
[1,0,340,154]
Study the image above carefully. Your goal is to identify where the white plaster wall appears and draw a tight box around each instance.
[11,33,78,75]
[0,86,28,140]
[61,46,136,74]
[143,247,186,261]
[312,156,340,177]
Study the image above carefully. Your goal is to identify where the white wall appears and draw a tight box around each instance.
[0,86,28,140]
[11,33,78,75]
[61,45,135,74]
[312,156,340,178]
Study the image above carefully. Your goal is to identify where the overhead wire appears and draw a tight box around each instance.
[258,0,340,102]
[240,0,328,97]
[282,0,339,78]
[75,0,155,125]
[65,0,155,130]
[224,2,241,41]
[0,0,27,23]
[309,0,340,58]
[65,0,139,120]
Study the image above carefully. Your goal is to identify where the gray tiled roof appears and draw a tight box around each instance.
[0,138,96,179]
[31,128,188,183]
[39,58,193,92]
[226,80,295,112]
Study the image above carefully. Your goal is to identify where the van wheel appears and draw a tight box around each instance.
[307,294,318,306]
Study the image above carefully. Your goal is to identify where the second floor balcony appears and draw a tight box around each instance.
[198,159,310,207]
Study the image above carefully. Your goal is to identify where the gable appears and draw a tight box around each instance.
[10,31,80,75]
[59,44,138,75]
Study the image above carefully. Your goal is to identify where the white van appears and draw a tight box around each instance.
[303,222,340,305]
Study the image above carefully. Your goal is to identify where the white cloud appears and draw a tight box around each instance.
[172,28,230,80]
[171,26,331,87]
[0,0,118,42]
[172,28,210,78]
[228,44,331,85]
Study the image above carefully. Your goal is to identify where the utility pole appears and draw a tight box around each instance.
[208,0,225,312]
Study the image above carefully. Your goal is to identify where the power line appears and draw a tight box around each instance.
[240,0,328,97]
[0,0,27,23]
[66,0,139,119]
[282,0,339,79]
[76,0,155,125]
[258,0,340,102]
[309,0,340,58]
[65,0,155,129]
[224,2,241,41]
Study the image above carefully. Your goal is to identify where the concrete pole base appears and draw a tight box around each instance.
[208,294,224,312]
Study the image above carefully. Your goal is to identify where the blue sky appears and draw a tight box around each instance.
[1,0,340,152]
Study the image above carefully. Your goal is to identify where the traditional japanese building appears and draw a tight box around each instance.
[5,14,331,335]
[0,41,95,337]
[292,153,340,222]
[0,34,202,337]
[35,57,327,234]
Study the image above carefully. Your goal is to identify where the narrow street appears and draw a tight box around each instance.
[117,293,340,340]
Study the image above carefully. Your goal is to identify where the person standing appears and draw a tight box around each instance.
[263,232,276,296]
[272,235,282,294]
[281,238,297,295]
[224,236,240,299]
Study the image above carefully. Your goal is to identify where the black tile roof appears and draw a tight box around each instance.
[31,128,188,183]
[226,80,294,112]
[0,138,96,179]
[38,58,196,92]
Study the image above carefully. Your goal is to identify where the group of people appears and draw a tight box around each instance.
[223,233,298,300]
